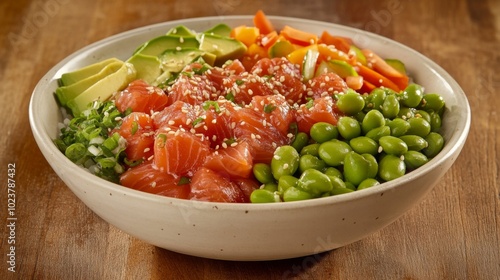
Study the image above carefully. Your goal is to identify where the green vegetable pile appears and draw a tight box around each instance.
[54,100,127,183]
[250,83,446,203]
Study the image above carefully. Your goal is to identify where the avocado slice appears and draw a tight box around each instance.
[135,35,199,56]
[203,23,232,37]
[160,48,216,73]
[315,60,358,78]
[385,59,407,75]
[126,53,162,84]
[268,40,294,58]
[66,62,136,116]
[349,45,367,66]
[59,58,121,86]
[198,33,247,66]
[56,61,123,106]
[166,25,196,37]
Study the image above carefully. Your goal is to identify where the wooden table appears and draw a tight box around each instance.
[1,0,499,279]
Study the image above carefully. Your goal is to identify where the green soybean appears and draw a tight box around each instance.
[250,189,279,203]
[299,154,326,173]
[365,125,391,141]
[253,163,274,184]
[402,83,424,107]
[310,122,338,143]
[283,187,314,202]
[324,167,343,180]
[362,110,385,134]
[403,151,429,170]
[318,139,353,166]
[278,175,298,193]
[422,132,444,158]
[387,118,410,137]
[416,110,431,123]
[406,117,431,137]
[329,175,347,189]
[300,143,321,157]
[337,90,365,115]
[262,182,278,192]
[368,88,386,111]
[362,153,378,178]
[398,107,416,120]
[379,135,408,156]
[330,187,355,195]
[378,154,406,181]
[429,111,442,132]
[399,135,428,151]
[297,169,333,196]
[420,93,445,111]
[382,94,400,119]
[271,145,300,180]
[337,116,361,140]
[291,132,309,152]
[357,178,380,190]
[349,136,379,155]
[343,152,371,186]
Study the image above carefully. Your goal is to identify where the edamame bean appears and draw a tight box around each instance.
[382,94,400,119]
[399,135,428,151]
[318,139,353,166]
[283,187,314,202]
[327,175,347,189]
[429,111,442,132]
[406,117,431,137]
[420,93,445,112]
[278,175,298,193]
[299,154,326,173]
[422,132,444,158]
[271,145,300,180]
[349,136,379,155]
[362,110,385,134]
[310,122,338,143]
[253,163,274,184]
[250,189,280,203]
[403,151,429,170]
[291,132,309,152]
[415,110,431,123]
[362,153,378,178]
[343,152,371,186]
[337,90,365,115]
[262,182,278,192]
[402,83,424,107]
[297,169,333,197]
[344,181,356,191]
[365,125,391,141]
[378,154,406,181]
[398,107,416,120]
[368,88,386,111]
[379,135,408,156]
[357,178,380,190]
[300,143,321,157]
[324,167,343,180]
[330,187,355,195]
[337,116,361,140]
[387,118,410,137]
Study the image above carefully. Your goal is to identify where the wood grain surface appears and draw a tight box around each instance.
[0,0,499,279]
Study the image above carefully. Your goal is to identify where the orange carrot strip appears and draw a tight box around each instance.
[253,10,275,35]
[356,64,400,92]
[280,25,318,46]
[319,31,352,53]
[362,49,409,90]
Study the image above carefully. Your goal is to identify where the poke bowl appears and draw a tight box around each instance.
[29,14,470,261]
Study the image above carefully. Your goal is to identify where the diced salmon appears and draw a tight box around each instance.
[203,141,253,179]
[189,167,247,203]
[115,79,169,113]
[112,112,155,163]
[153,128,211,177]
[120,162,190,199]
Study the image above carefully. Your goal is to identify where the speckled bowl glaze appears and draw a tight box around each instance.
[29,16,470,261]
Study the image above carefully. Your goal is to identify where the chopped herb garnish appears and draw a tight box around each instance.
[225,91,235,102]
[235,79,245,86]
[305,98,314,109]
[263,104,277,114]
[177,176,191,186]
[202,101,221,113]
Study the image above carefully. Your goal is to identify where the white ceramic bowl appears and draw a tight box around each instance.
[29,16,470,261]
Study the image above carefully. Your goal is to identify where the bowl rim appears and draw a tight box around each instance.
[29,15,471,211]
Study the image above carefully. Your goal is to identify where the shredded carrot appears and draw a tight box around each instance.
[356,64,400,92]
[362,49,409,90]
[319,31,352,54]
